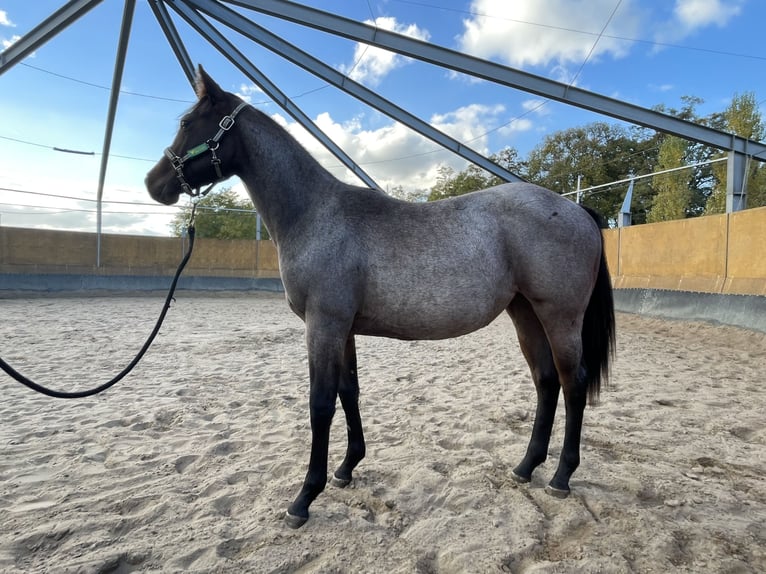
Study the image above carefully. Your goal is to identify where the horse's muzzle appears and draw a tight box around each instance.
[145,174,181,206]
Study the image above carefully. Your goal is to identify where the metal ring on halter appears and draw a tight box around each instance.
[164,147,195,196]
[165,101,249,198]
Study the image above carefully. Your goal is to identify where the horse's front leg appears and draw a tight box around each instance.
[331,335,366,487]
[285,323,346,529]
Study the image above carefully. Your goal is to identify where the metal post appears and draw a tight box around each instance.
[618,178,634,228]
[148,0,196,87]
[726,150,747,213]
[255,212,261,276]
[0,0,105,73]
[575,175,582,204]
[96,0,135,267]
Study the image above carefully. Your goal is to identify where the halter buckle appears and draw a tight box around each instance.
[219,115,235,131]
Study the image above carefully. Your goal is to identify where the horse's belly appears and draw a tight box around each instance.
[352,285,512,340]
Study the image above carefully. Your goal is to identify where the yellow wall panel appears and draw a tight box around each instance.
[1,207,765,295]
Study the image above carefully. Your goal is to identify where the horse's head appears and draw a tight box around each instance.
[145,66,248,205]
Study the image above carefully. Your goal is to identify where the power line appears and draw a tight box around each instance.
[569,0,622,87]
[0,186,258,215]
[0,186,165,208]
[0,134,157,163]
[19,62,195,104]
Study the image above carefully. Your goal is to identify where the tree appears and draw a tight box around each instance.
[427,148,525,201]
[387,184,428,202]
[525,122,659,222]
[647,135,692,222]
[428,163,493,201]
[169,187,269,240]
[747,164,766,208]
[649,97,715,217]
[706,92,766,214]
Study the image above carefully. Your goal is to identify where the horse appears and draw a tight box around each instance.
[146,66,616,529]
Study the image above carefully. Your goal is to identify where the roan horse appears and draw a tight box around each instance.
[146,67,616,529]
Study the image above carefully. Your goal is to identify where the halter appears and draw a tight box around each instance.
[164,101,249,198]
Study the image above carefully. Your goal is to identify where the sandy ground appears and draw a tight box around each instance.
[0,293,764,573]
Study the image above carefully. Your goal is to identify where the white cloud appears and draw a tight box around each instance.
[457,0,641,69]
[339,16,430,86]
[235,83,264,104]
[0,10,15,27]
[673,0,743,28]
[2,34,21,50]
[269,101,529,195]
[522,99,550,115]
[649,83,674,93]
[654,0,744,48]
[430,103,506,148]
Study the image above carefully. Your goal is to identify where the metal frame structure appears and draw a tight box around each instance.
[1,0,765,264]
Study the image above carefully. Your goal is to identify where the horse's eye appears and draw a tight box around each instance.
[180,119,190,130]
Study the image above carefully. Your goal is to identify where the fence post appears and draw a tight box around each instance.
[726,150,747,213]
[618,178,634,228]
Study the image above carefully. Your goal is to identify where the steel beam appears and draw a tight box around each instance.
[187,0,524,183]
[223,0,766,162]
[148,0,196,87]
[165,0,382,190]
[96,0,136,267]
[726,151,747,212]
[0,0,105,72]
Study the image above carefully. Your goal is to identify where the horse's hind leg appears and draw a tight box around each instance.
[538,309,588,498]
[507,296,560,483]
[331,335,366,487]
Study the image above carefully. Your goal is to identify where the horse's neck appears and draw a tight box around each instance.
[236,114,338,242]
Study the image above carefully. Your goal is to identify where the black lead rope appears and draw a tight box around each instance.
[0,225,197,399]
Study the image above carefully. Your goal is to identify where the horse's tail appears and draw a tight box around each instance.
[581,206,616,405]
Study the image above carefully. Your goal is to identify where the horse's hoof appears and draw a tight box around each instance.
[510,470,531,484]
[284,510,309,529]
[330,474,351,488]
[545,484,571,499]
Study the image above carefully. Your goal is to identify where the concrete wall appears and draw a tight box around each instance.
[603,206,766,296]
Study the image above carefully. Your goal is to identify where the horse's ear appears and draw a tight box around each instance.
[195,65,226,104]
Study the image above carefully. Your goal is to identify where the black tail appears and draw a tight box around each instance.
[581,207,616,404]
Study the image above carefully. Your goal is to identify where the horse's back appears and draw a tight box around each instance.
[335,182,603,339]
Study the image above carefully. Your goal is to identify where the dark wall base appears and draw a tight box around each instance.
[0,273,285,296]
[613,288,766,333]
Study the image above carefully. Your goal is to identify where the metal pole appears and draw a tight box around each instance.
[148,0,196,87]
[96,0,135,267]
[0,0,105,73]
[575,175,582,204]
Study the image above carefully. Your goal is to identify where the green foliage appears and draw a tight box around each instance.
[387,184,427,202]
[425,92,766,223]
[524,122,659,222]
[428,164,493,201]
[706,92,765,214]
[648,136,692,223]
[169,187,269,240]
[747,165,766,209]
[427,148,526,201]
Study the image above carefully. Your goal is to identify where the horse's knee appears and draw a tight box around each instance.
[309,402,336,426]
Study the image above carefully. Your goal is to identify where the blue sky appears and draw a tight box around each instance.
[1,0,764,236]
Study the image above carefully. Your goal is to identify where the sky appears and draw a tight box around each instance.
[1,0,764,236]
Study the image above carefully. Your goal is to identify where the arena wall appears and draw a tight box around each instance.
[1,206,765,302]
[0,227,279,279]
[602,206,766,297]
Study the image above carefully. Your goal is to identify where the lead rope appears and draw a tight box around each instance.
[0,210,198,399]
